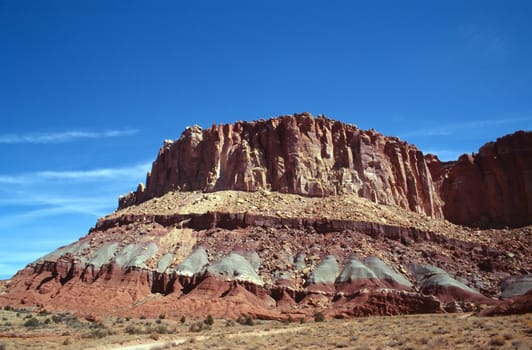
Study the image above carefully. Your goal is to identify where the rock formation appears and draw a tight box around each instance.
[481,290,532,316]
[1,113,531,320]
[408,263,491,304]
[119,113,443,219]
[2,190,530,319]
[120,113,532,228]
[438,131,532,227]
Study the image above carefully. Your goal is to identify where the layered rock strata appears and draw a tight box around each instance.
[2,199,530,319]
[1,114,531,320]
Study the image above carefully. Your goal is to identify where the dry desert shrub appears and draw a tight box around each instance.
[125,324,143,334]
[37,310,51,316]
[189,321,204,332]
[430,336,448,347]
[502,332,514,340]
[237,315,255,326]
[23,317,40,328]
[314,312,325,322]
[204,314,214,326]
[432,326,449,335]
[1,310,531,350]
[489,335,506,346]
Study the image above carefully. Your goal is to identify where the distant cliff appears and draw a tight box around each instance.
[119,113,443,219]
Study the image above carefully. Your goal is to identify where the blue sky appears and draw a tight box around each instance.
[1,0,531,279]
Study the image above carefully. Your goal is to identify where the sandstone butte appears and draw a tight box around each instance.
[0,113,530,320]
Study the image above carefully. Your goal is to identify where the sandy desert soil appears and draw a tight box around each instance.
[0,307,530,350]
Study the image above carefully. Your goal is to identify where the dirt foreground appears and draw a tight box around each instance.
[0,307,530,350]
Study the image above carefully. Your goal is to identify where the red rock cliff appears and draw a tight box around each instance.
[119,113,443,219]
[439,130,532,227]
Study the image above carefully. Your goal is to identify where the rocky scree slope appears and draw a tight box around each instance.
[0,113,530,320]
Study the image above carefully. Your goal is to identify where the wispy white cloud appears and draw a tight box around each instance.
[0,175,26,185]
[0,192,114,207]
[0,162,151,227]
[400,117,531,138]
[0,238,72,249]
[0,162,151,185]
[0,251,50,264]
[0,206,105,227]
[0,129,140,144]
[0,159,152,279]
[0,249,63,279]
[37,163,151,181]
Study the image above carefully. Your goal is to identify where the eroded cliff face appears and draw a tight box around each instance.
[2,114,530,320]
[120,113,443,219]
[437,131,532,227]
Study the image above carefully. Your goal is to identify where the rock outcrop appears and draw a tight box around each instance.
[437,130,532,227]
[120,114,531,228]
[408,263,491,304]
[120,113,443,219]
[207,253,264,286]
[3,199,529,319]
[1,114,531,320]
[335,257,413,294]
[481,290,532,316]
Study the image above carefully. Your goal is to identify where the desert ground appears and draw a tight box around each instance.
[0,307,530,350]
